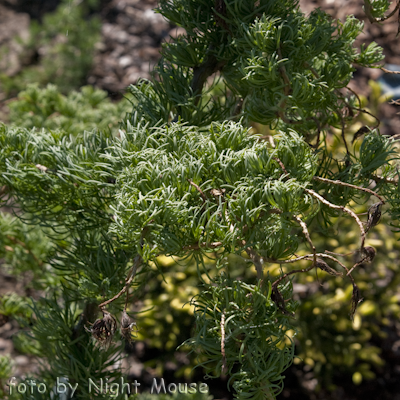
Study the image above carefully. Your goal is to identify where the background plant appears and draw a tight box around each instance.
[7,84,131,135]
[1,1,400,400]
[0,0,102,97]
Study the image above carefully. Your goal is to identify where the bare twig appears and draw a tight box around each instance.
[340,114,350,158]
[388,133,400,141]
[364,0,400,23]
[353,107,380,127]
[344,86,362,119]
[304,62,320,79]
[305,188,366,249]
[346,261,363,277]
[325,249,354,257]
[261,252,350,275]
[245,247,264,280]
[346,246,376,276]
[272,264,315,288]
[293,214,316,265]
[221,310,227,373]
[274,157,289,175]
[305,253,350,275]
[277,48,291,94]
[188,179,207,203]
[99,255,142,309]
[315,258,342,276]
[371,174,398,184]
[312,176,385,203]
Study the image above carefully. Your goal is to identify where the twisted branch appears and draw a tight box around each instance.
[305,188,366,249]
[313,176,385,203]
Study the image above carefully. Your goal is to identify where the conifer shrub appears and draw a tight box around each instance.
[1,1,400,399]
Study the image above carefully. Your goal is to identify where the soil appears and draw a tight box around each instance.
[1,1,400,399]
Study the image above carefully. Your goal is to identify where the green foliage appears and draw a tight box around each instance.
[0,0,101,96]
[8,84,131,135]
[127,0,384,133]
[0,355,14,398]
[0,293,32,319]
[1,1,400,400]
[0,212,57,290]
[185,274,296,399]
[363,0,391,19]
[109,123,318,261]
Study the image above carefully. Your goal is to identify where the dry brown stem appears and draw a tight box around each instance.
[188,179,207,203]
[221,310,227,373]
[312,176,385,203]
[293,214,316,265]
[305,188,366,249]
[99,255,142,309]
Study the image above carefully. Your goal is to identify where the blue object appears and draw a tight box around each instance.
[378,64,400,100]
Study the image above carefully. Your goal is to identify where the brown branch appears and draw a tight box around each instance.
[188,179,207,203]
[346,246,376,276]
[308,116,322,149]
[312,176,385,203]
[190,47,226,105]
[372,174,399,184]
[389,133,400,141]
[305,188,366,249]
[221,310,227,373]
[364,0,400,23]
[315,258,343,277]
[214,0,233,35]
[272,264,315,288]
[345,86,362,119]
[274,157,288,175]
[99,255,142,309]
[277,48,291,94]
[305,253,350,275]
[261,253,318,265]
[293,214,316,265]
[245,247,264,280]
[260,252,349,272]
[265,251,349,274]
[304,62,320,79]
[72,302,99,344]
[346,261,363,277]
[340,114,350,158]
[353,107,380,127]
